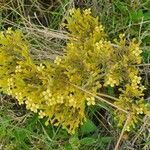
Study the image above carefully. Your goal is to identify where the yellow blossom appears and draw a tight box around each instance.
[83,8,91,15]
[86,97,95,106]
[54,56,62,65]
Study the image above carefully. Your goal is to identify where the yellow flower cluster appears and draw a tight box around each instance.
[104,76,119,87]
[15,92,24,105]
[25,99,39,113]
[37,63,45,71]
[83,8,91,15]
[54,56,62,65]
[39,110,46,118]
[0,9,149,134]
[7,78,14,95]
[114,66,148,131]
[15,65,22,73]
[86,97,95,106]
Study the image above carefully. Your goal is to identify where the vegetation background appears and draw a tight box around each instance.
[0,0,150,149]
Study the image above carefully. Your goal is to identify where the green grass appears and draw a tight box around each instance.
[0,0,150,149]
[0,95,114,150]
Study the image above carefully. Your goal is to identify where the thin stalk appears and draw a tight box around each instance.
[97,93,119,101]
[70,83,128,114]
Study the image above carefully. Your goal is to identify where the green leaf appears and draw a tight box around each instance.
[143,11,150,21]
[142,50,150,62]
[107,86,115,96]
[80,137,96,145]
[64,144,72,150]
[11,127,29,142]
[80,119,97,134]
[115,1,128,13]
[96,136,113,150]
[101,136,113,143]
[69,136,80,149]
[130,10,143,21]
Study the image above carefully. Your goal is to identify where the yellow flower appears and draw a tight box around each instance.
[37,63,45,71]
[86,97,95,106]
[83,8,91,15]
[15,65,22,73]
[54,56,62,65]
[39,110,46,118]
[30,103,39,113]
[69,8,75,15]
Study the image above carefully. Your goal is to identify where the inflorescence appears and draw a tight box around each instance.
[0,8,149,134]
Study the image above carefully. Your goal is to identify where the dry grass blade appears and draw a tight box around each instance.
[114,114,131,150]
[25,26,69,40]
[131,116,150,146]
